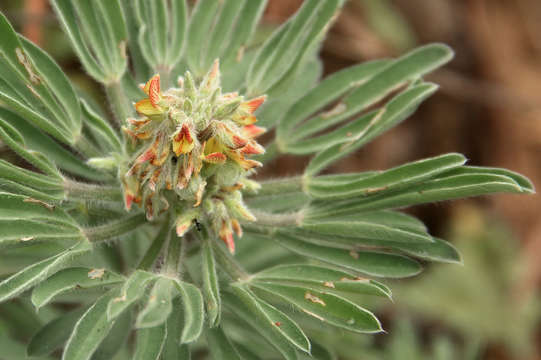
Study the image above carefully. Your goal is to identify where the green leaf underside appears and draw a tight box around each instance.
[253,264,391,299]
[62,289,119,360]
[231,284,311,353]
[207,326,244,360]
[175,279,205,344]
[248,232,422,278]
[136,277,175,328]
[202,239,221,327]
[31,267,124,309]
[134,324,167,360]
[107,270,156,320]
[251,282,382,334]
[0,241,91,303]
[27,307,88,357]
[223,291,299,360]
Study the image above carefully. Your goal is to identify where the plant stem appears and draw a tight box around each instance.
[137,217,171,271]
[105,80,132,127]
[63,179,122,203]
[83,213,146,242]
[204,229,248,281]
[246,176,304,198]
[165,231,183,277]
[251,209,303,227]
[74,135,102,158]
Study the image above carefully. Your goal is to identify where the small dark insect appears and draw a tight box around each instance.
[171,156,177,165]
[194,219,202,231]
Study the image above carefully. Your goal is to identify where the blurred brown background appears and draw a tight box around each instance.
[1,0,540,359]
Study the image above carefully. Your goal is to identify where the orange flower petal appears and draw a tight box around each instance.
[239,141,265,155]
[135,98,163,116]
[203,152,227,164]
[241,96,266,114]
[172,124,195,156]
[242,124,267,139]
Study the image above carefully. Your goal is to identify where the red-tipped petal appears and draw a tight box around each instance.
[203,152,227,164]
[219,220,235,254]
[242,125,267,139]
[135,98,163,116]
[148,75,161,106]
[231,218,243,237]
[125,194,134,211]
[137,147,155,163]
[242,96,266,114]
[240,141,265,155]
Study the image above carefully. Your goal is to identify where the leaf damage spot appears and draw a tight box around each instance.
[364,186,388,195]
[20,236,34,242]
[302,309,324,321]
[323,281,335,288]
[113,294,127,303]
[274,321,282,327]
[321,102,346,119]
[304,292,326,306]
[23,197,55,211]
[349,250,359,259]
[119,40,127,59]
[88,268,105,279]
[15,47,41,85]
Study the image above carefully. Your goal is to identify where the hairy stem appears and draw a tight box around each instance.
[83,213,146,242]
[165,232,183,277]
[207,230,248,281]
[246,176,304,198]
[105,80,132,127]
[137,217,171,271]
[252,209,303,227]
[63,179,122,203]
[74,135,102,159]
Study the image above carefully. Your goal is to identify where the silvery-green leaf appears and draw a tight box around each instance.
[107,270,156,320]
[134,324,167,360]
[174,280,204,344]
[136,277,175,328]
[206,326,243,360]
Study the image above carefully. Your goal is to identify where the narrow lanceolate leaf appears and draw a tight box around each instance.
[0,13,82,143]
[304,82,439,176]
[231,284,311,354]
[202,239,221,327]
[247,0,342,95]
[0,219,81,250]
[107,270,156,320]
[0,192,75,226]
[0,109,105,181]
[276,60,390,144]
[27,307,87,357]
[223,292,299,360]
[307,171,528,218]
[134,324,167,360]
[0,241,91,303]
[300,220,433,244]
[297,44,453,144]
[253,264,391,299]
[62,289,119,360]
[174,280,205,344]
[31,267,124,309]
[134,0,187,70]
[437,166,535,193]
[92,310,133,360]
[81,100,122,153]
[252,283,382,334]
[162,297,190,360]
[252,231,422,278]
[207,326,243,360]
[52,0,128,83]
[185,0,221,76]
[306,153,467,199]
[136,277,175,328]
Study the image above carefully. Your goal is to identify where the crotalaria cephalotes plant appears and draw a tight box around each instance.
[0,1,533,359]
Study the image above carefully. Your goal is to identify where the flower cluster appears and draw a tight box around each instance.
[122,60,266,252]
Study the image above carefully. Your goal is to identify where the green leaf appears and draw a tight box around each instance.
[162,297,190,360]
[51,0,128,83]
[304,83,439,176]
[62,289,119,360]
[231,284,311,354]
[91,310,132,360]
[134,0,187,70]
[207,326,243,360]
[0,110,59,176]
[221,0,267,65]
[252,282,382,333]
[185,0,221,76]
[276,60,390,143]
[0,219,81,250]
[223,291,299,360]
[174,280,205,344]
[27,307,87,357]
[307,172,527,217]
[202,239,221,327]
[0,192,74,226]
[134,324,167,360]
[306,153,466,198]
[31,267,124,310]
[300,220,432,244]
[81,100,122,153]
[253,231,422,278]
[253,264,391,299]
[107,270,156,320]
[0,160,62,193]
[0,241,91,303]
[136,277,175,328]
[0,108,106,181]
[439,166,534,193]
[0,13,80,143]
[247,0,342,95]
